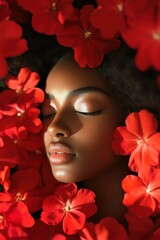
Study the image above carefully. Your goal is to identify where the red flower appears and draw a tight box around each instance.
[0,126,42,165]
[0,107,42,133]
[0,166,10,192]
[6,67,39,92]
[5,67,44,107]
[90,0,126,39]
[126,212,160,240]
[57,5,120,68]
[112,109,160,172]
[122,166,160,217]
[41,183,97,235]
[80,217,128,240]
[0,20,28,78]
[0,201,34,238]
[0,168,51,212]
[122,5,160,71]
[18,0,77,35]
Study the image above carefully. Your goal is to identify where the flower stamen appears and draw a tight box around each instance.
[85,31,92,39]
[137,138,148,145]
[117,4,123,12]
[15,192,27,202]
[51,2,56,10]
[0,214,6,229]
[152,32,160,40]
[64,201,72,212]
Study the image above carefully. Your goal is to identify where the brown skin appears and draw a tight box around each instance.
[42,54,130,223]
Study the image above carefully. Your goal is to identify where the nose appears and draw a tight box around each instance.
[47,111,72,139]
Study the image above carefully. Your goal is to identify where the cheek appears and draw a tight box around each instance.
[75,118,117,168]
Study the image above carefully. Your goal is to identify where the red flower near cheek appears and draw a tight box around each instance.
[41,183,97,235]
[18,0,77,35]
[90,0,126,39]
[122,166,160,218]
[0,20,28,79]
[112,109,160,172]
[57,5,120,68]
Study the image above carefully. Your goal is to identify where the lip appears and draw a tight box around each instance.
[47,142,76,165]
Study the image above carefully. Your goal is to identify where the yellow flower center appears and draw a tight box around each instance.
[117,4,123,12]
[51,2,56,11]
[84,31,92,39]
[146,185,152,194]
[64,201,72,212]
[0,214,6,229]
[17,111,24,117]
[15,192,27,201]
[153,32,160,40]
[0,215,4,222]
[137,138,148,145]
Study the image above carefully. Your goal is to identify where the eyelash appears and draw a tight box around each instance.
[76,110,103,115]
[43,110,103,119]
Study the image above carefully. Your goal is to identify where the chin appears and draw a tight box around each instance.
[51,168,87,184]
[51,170,76,183]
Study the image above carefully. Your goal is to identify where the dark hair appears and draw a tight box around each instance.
[97,44,160,119]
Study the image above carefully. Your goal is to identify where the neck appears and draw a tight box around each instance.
[81,158,131,225]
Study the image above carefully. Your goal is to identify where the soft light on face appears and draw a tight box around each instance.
[42,54,123,183]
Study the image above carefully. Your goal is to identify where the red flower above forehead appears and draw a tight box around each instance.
[112,109,160,172]
[57,5,120,68]
[18,0,77,35]
[90,0,126,39]
[41,183,97,235]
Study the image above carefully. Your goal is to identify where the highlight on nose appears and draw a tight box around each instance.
[47,124,71,138]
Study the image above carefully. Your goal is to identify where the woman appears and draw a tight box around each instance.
[41,45,160,225]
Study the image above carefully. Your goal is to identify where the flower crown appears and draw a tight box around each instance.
[0,0,160,239]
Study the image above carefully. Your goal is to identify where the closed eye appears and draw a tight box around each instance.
[76,110,103,115]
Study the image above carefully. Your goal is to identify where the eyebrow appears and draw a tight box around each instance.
[45,86,110,99]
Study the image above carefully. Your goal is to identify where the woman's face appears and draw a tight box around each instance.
[42,54,123,183]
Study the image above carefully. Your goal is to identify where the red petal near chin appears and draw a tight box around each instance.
[63,210,86,234]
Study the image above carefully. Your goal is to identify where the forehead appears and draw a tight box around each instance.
[45,54,109,94]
